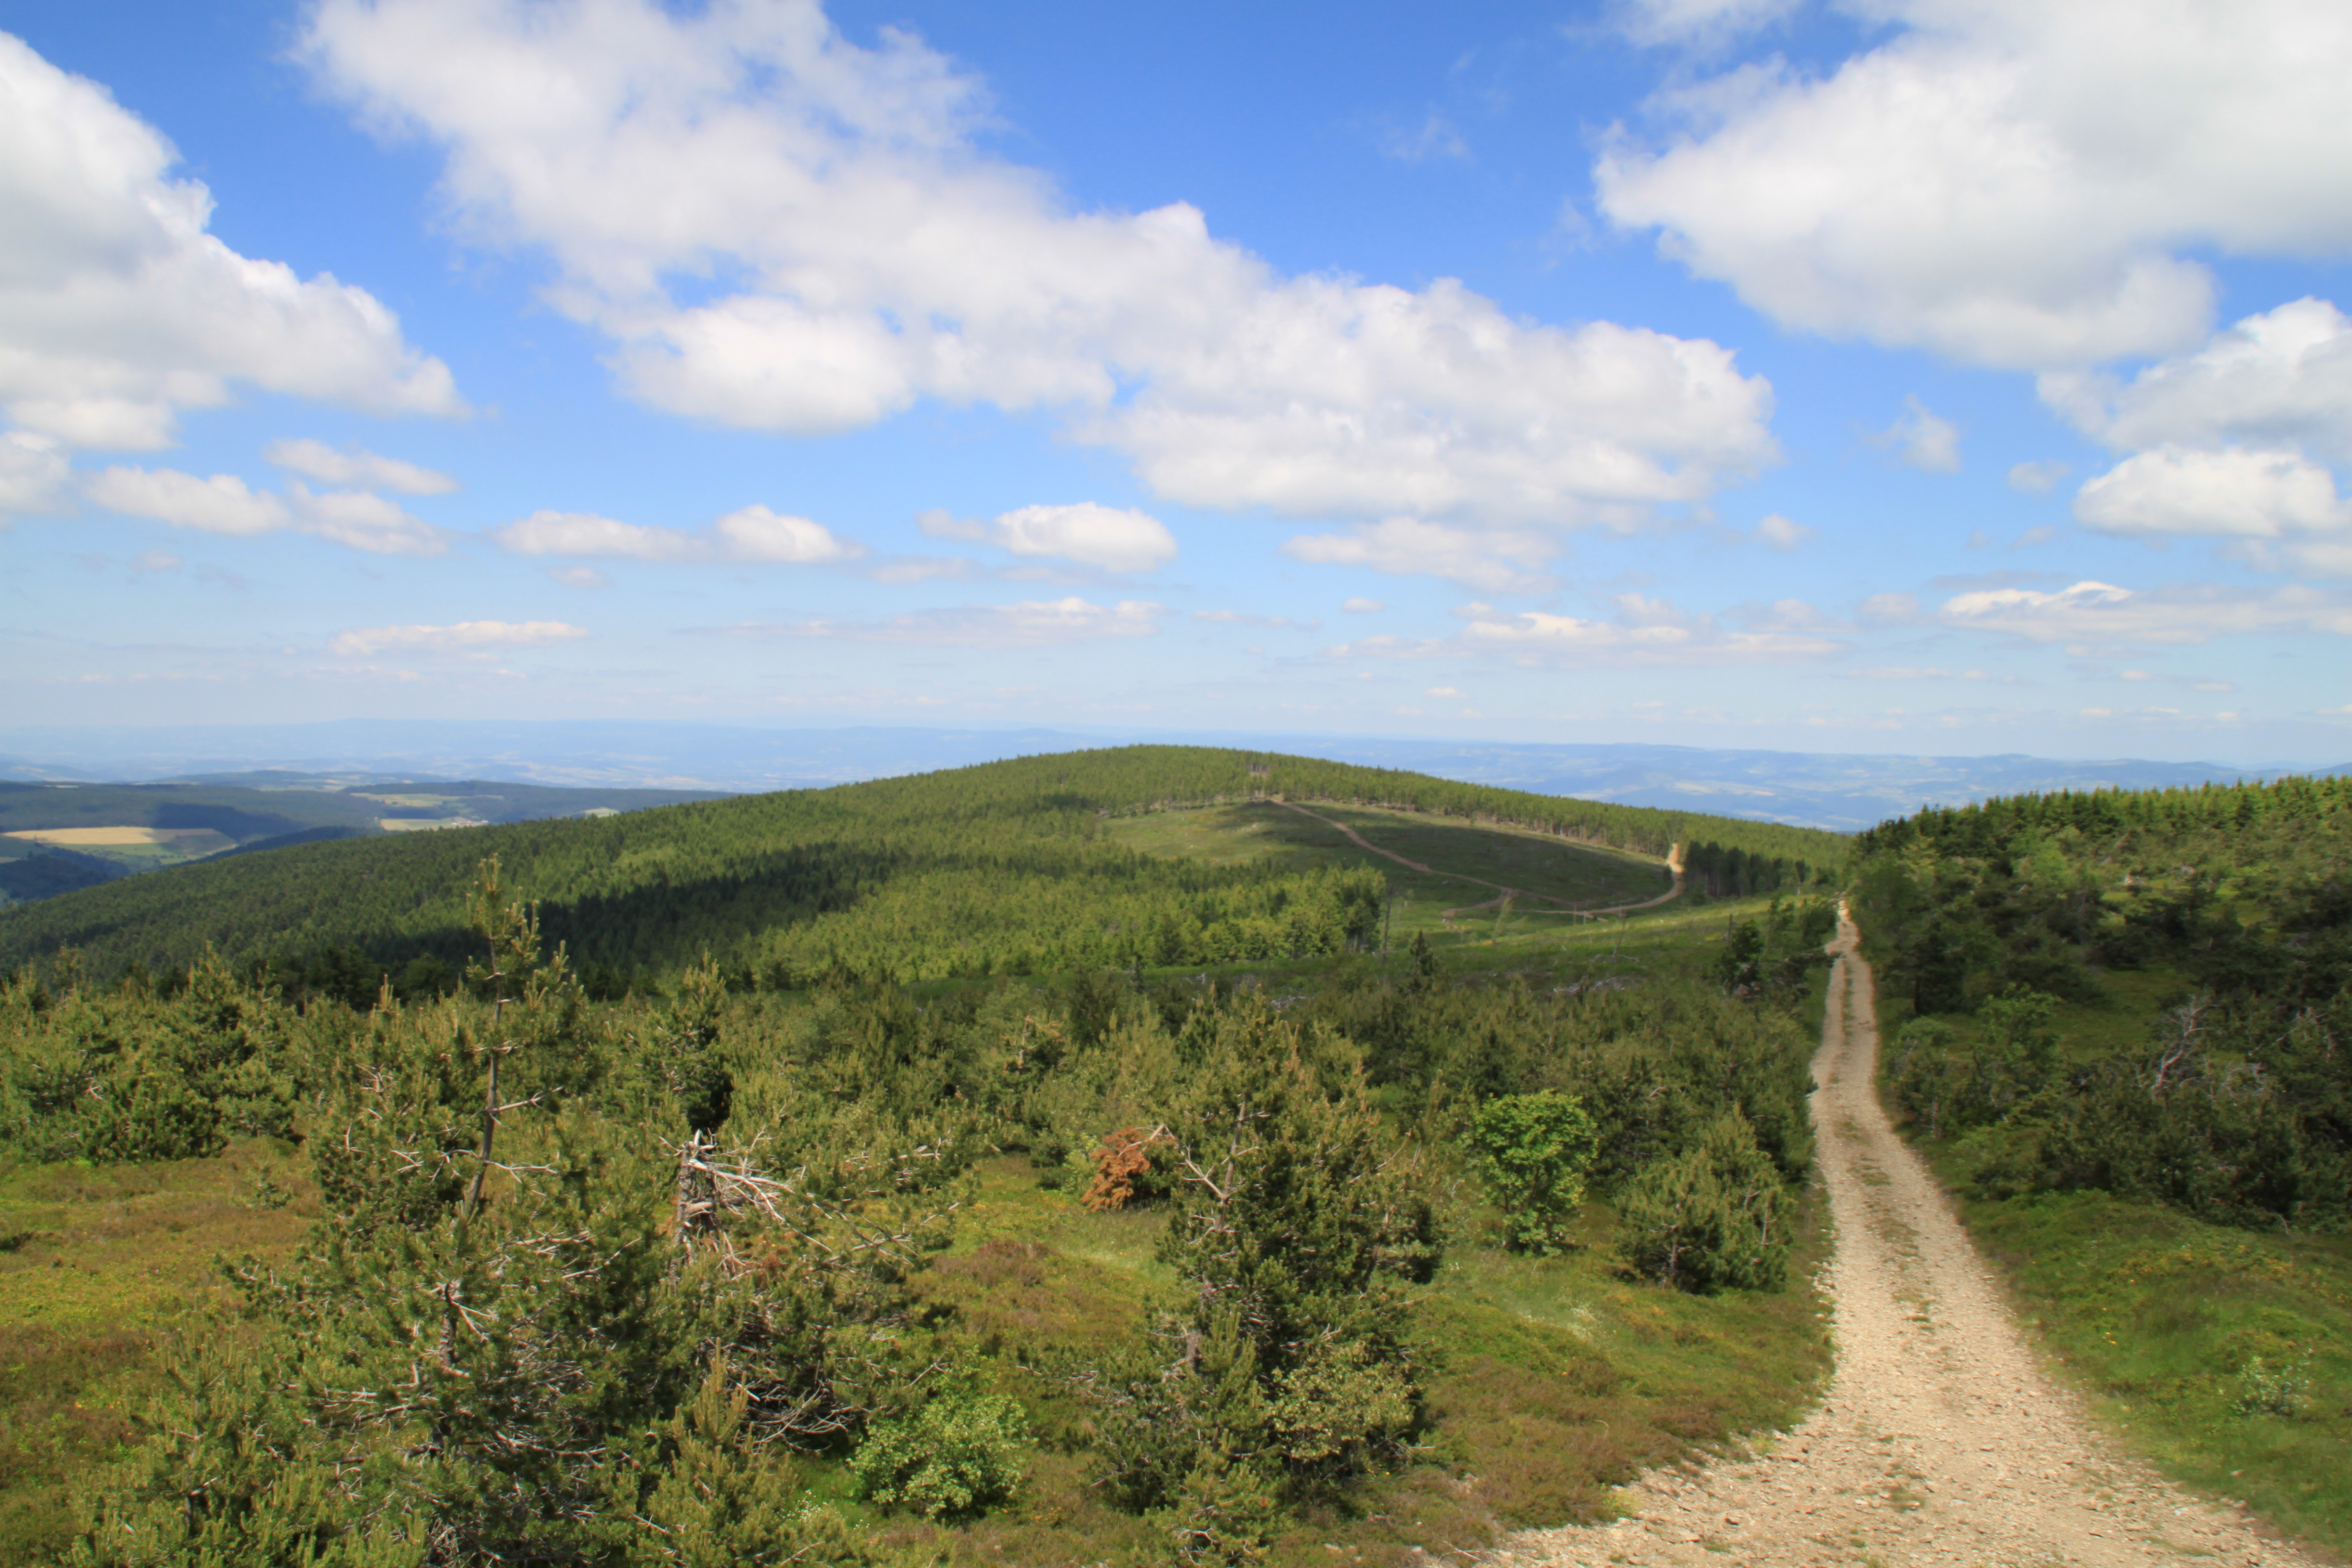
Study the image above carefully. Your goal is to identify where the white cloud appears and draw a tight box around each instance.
[1596,0,2352,369]
[546,564,608,588]
[2007,459,2070,494]
[2044,299,2352,460]
[921,501,1176,572]
[1615,0,1801,48]
[332,620,588,657]
[83,464,443,554]
[299,0,1775,527]
[0,33,463,449]
[1342,596,1387,613]
[734,596,1164,647]
[1852,666,2004,682]
[1938,578,2352,644]
[263,438,458,495]
[1193,609,1311,629]
[2074,445,2352,575]
[496,510,692,561]
[492,505,861,564]
[0,431,70,514]
[284,481,443,556]
[714,504,863,563]
[1334,592,1840,668]
[85,466,290,536]
[1755,512,1812,550]
[1876,395,1961,472]
[1282,517,1557,593]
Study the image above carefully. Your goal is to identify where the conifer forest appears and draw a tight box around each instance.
[0,748,2344,1565]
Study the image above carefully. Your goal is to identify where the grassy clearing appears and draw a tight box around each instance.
[1108,801,1669,943]
[0,1135,1832,1567]
[864,1158,1831,1567]
[0,1143,314,1560]
[1877,963,2352,1560]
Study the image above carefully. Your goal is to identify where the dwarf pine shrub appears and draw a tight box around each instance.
[1617,1109,1795,1293]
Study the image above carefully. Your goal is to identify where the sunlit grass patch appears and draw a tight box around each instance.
[1963,1189,2352,1556]
[0,1141,314,1561]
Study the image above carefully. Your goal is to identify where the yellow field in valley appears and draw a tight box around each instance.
[4,826,235,853]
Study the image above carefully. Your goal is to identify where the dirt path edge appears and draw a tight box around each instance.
[1487,907,2326,1568]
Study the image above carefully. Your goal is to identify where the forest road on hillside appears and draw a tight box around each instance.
[1492,912,2327,1568]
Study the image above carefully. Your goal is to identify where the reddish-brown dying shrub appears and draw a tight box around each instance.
[1082,1125,1176,1212]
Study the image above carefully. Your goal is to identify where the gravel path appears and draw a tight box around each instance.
[1494,912,2325,1568]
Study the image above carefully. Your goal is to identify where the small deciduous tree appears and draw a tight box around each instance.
[1463,1089,1598,1254]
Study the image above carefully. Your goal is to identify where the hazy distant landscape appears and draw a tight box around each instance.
[3,721,2332,833]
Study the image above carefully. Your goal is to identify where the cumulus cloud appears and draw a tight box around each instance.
[83,464,444,554]
[332,620,588,656]
[1334,592,1840,668]
[263,438,458,494]
[2045,299,2352,459]
[1876,396,1962,472]
[733,596,1164,647]
[85,466,287,536]
[1597,0,2352,369]
[1755,512,1812,549]
[1341,596,1387,613]
[1937,579,2352,644]
[492,505,862,564]
[0,33,463,449]
[298,0,1775,527]
[920,502,1176,572]
[2073,445,2352,575]
[0,431,71,514]
[1282,517,1557,593]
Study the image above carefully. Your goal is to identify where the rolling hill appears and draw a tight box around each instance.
[0,745,1846,985]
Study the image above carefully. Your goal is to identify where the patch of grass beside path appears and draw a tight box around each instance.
[1961,1191,2352,1558]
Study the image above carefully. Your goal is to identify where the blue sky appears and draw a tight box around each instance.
[4,0,2350,764]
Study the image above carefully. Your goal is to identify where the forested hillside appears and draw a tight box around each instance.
[0,756,1844,1566]
[0,746,1845,989]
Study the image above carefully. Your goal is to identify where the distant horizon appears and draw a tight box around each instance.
[2,718,2342,776]
[4,720,2338,835]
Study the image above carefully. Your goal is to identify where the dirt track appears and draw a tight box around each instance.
[1495,912,2324,1568]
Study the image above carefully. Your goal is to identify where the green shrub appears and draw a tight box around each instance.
[850,1387,1029,1518]
[1463,1089,1598,1254]
[2233,1355,2313,1420]
[1617,1110,1794,1293]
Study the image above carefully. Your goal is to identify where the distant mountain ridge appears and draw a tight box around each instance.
[1,721,2338,833]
